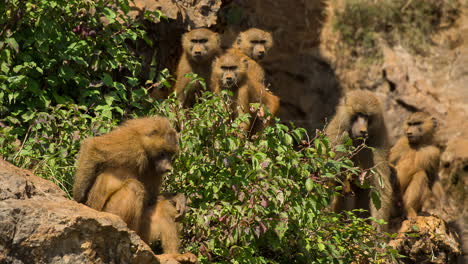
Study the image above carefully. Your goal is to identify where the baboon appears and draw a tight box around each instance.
[210,50,280,135]
[389,112,440,218]
[175,28,221,107]
[326,89,393,231]
[232,28,273,84]
[73,116,197,263]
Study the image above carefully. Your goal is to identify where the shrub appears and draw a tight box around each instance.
[151,93,397,263]
[0,0,161,137]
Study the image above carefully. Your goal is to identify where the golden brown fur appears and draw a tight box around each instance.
[326,89,392,231]
[210,50,280,135]
[73,117,197,262]
[232,28,273,84]
[175,28,221,107]
[390,112,440,218]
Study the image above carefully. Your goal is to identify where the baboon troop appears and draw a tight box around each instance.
[174,27,279,134]
[70,24,464,261]
[73,116,197,263]
[389,112,440,218]
[326,89,392,231]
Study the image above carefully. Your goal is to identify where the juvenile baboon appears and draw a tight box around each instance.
[389,112,440,218]
[326,89,393,231]
[175,28,221,107]
[232,28,273,84]
[73,117,197,263]
[210,50,280,134]
[140,193,187,253]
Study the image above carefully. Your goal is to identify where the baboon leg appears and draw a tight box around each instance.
[403,171,429,218]
[103,179,146,233]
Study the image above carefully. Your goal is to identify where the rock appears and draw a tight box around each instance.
[389,216,461,264]
[0,158,160,264]
[219,0,342,132]
[439,137,468,264]
[319,0,468,145]
[128,0,221,29]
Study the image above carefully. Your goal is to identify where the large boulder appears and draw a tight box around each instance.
[0,158,159,264]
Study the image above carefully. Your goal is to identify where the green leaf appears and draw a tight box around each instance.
[5,38,19,53]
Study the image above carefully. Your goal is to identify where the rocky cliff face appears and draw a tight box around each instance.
[0,158,160,264]
[319,0,468,145]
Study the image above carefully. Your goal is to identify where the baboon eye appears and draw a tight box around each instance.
[190,39,198,43]
[443,162,450,168]
[199,39,208,44]
[148,130,158,136]
[156,152,168,160]
[259,40,267,44]
[221,66,229,70]
[413,122,422,126]
[250,40,258,44]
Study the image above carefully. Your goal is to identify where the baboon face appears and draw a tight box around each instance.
[137,118,178,174]
[182,28,220,61]
[236,28,272,61]
[404,112,436,144]
[213,52,248,89]
[350,113,371,139]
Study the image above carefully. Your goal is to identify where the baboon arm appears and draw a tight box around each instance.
[389,138,408,164]
[422,146,440,176]
[73,139,101,203]
[174,56,191,102]
[403,170,429,218]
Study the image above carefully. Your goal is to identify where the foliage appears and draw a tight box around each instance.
[0,0,398,262]
[151,93,397,263]
[332,0,460,61]
[0,0,163,136]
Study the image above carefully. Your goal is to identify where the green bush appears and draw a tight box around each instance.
[333,0,459,60]
[150,93,397,263]
[0,0,161,136]
[1,0,398,262]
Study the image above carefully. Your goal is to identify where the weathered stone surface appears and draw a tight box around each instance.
[0,158,159,264]
[439,137,468,264]
[129,0,221,29]
[389,216,461,263]
[320,0,468,145]
[219,0,342,132]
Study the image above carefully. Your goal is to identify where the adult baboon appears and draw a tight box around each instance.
[326,89,392,231]
[73,116,197,263]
